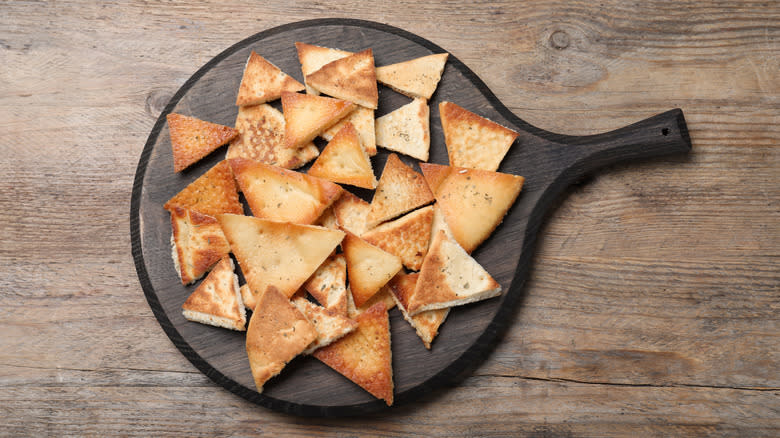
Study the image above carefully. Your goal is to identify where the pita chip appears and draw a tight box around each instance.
[347,284,396,318]
[388,272,449,349]
[167,113,238,172]
[313,302,394,405]
[365,153,434,229]
[439,101,519,171]
[229,158,342,225]
[307,123,377,189]
[306,48,378,109]
[226,104,319,169]
[246,286,318,392]
[169,207,231,285]
[375,97,430,161]
[303,254,348,316]
[342,231,402,308]
[361,205,434,271]
[321,106,377,156]
[281,91,356,149]
[291,297,358,354]
[295,42,352,95]
[217,214,344,301]
[331,190,370,236]
[181,257,246,331]
[420,162,524,253]
[235,51,305,106]
[163,160,243,217]
[376,53,448,100]
[316,205,339,230]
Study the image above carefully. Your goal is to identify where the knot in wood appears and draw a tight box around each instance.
[550,30,570,49]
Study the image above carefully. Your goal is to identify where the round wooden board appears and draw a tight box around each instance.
[131,18,691,416]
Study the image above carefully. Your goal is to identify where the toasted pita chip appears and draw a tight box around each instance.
[167,113,238,173]
[429,203,454,243]
[375,53,448,100]
[321,106,377,156]
[439,101,520,171]
[226,104,319,169]
[306,48,378,109]
[342,232,402,307]
[375,97,430,161]
[246,286,318,392]
[295,42,353,95]
[303,254,348,316]
[169,207,231,285]
[235,51,305,106]
[331,190,370,236]
[313,302,393,405]
[164,160,243,217]
[229,158,342,225]
[316,205,339,230]
[388,272,449,349]
[365,154,434,229]
[291,297,358,354]
[281,92,356,149]
[239,284,256,311]
[406,230,501,316]
[420,162,524,253]
[182,257,246,331]
[217,214,345,300]
[307,123,377,189]
[361,205,434,271]
[347,284,397,318]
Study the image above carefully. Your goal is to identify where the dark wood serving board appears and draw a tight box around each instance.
[130,19,691,416]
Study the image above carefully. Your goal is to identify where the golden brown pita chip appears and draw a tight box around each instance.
[331,190,370,236]
[229,158,342,225]
[235,51,305,106]
[167,113,238,172]
[347,284,397,318]
[361,205,434,271]
[406,230,501,316]
[388,272,449,349]
[439,101,520,171]
[313,302,393,405]
[291,297,357,354]
[295,42,353,95]
[316,205,339,230]
[420,162,524,253]
[307,123,377,189]
[306,48,378,109]
[163,160,243,217]
[169,207,231,285]
[375,53,448,100]
[321,106,376,156]
[281,92,356,149]
[226,104,319,170]
[217,214,345,300]
[365,154,434,229]
[342,232,402,308]
[246,286,317,392]
[303,254,348,316]
[182,257,246,331]
[375,97,430,161]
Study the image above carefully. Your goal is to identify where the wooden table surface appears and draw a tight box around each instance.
[1,1,777,436]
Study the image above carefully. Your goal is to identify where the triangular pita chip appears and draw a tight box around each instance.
[163,160,243,217]
[235,51,304,106]
[181,257,246,331]
[347,284,396,318]
[375,53,448,100]
[313,302,393,405]
[169,207,231,285]
[331,190,370,236]
[361,205,434,271]
[281,91,356,149]
[439,101,520,171]
[307,123,377,189]
[420,162,524,253]
[291,297,358,354]
[217,214,345,300]
[303,254,348,316]
[226,104,318,169]
[342,232,402,308]
[321,106,377,156]
[229,158,342,224]
[246,286,318,392]
[365,153,434,229]
[306,48,378,109]
[388,272,449,349]
[167,113,238,172]
[295,42,352,95]
[406,230,501,316]
[375,97,430,161]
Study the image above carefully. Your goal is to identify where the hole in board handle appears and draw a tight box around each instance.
[662,128,670,136]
